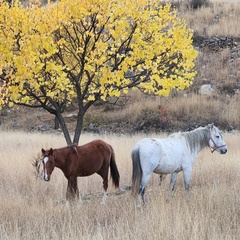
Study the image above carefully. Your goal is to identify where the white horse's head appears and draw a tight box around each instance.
[207,123,227,154]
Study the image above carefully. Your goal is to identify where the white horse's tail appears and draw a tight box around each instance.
[131,146,142,197]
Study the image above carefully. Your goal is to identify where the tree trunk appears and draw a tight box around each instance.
[73,111,84,144]
[54,116,60,129]
[55,112,72,145]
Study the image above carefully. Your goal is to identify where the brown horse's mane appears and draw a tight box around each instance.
[53,144,78,155]
[70,144,78,156]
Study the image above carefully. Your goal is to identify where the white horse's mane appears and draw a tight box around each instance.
[170,126,209,153]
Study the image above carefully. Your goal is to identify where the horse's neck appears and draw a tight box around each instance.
[185,128,209,155]
[53,149,68,168]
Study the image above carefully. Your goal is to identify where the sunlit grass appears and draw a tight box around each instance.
[0,130,239,239]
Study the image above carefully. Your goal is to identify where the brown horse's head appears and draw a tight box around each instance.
[41,148,55,181]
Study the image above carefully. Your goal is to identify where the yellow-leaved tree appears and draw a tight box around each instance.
[0,0,198,145]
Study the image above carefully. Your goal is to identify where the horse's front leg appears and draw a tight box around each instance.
[66,176,79,202]
[168,172,178,200]
[183,168,192,193]
[159,174,167,186]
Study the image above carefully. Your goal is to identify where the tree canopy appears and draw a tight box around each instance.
[0,0,198,145]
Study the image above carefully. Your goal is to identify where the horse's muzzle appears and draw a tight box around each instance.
[44,175,50,181]
[220,148,227,154]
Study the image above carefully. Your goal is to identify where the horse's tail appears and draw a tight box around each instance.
[131,146,142,197]
[109,145,120,188]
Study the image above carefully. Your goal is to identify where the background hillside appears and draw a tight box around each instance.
[0,0,240,135]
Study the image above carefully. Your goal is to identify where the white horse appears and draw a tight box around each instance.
[131,123,227,207]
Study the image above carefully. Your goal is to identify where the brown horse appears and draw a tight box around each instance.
[41,139,120,203]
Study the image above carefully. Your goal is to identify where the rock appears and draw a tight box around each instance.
[66,113,77,118]
[199,84,214,95]
[38,123,51,131]
[193,36,237,51]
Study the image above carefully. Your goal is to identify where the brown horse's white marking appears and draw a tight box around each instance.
[41,140,120,204]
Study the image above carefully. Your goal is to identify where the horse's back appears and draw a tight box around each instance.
[66,140,113,177]
[135,137,187,154]
[132,138,163,169]
[78,139,111,153]
[133,137,187,174]
[133,138,167,154]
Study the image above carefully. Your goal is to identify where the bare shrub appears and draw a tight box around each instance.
[31,156,43,179]
[189,0,211,9]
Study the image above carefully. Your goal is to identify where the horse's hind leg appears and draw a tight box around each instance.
[138,186,145,206]
[66,177,79,202]
[97,168,109,204]
[137,173,152,207]
[101,177,108,204]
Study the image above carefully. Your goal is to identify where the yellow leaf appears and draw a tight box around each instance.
[9,102,14,107]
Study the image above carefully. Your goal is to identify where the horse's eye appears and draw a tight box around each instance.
[216,135,220,138]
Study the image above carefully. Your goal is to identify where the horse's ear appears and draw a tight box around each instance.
[41,148,45,154]
[49,148,53,155]
[207,123,214,129]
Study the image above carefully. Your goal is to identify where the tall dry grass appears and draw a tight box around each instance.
[94,91,240,131]
[180,1,240,37]
[0,130,239,240]
[167,94,240,128]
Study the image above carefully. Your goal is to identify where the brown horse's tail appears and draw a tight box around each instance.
[109,145,120,188]
[131,146,142,197]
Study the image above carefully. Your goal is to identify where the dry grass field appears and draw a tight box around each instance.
[0,130,239,240]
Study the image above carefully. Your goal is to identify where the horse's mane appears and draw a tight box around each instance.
[53,144,78,156]
[70,144,78,155]
[170,126,209,153]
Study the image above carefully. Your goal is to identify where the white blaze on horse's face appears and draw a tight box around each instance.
[208,125,227,154]
[43,157,50,181]
[43,157,49,164]
[42,155,55,181]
